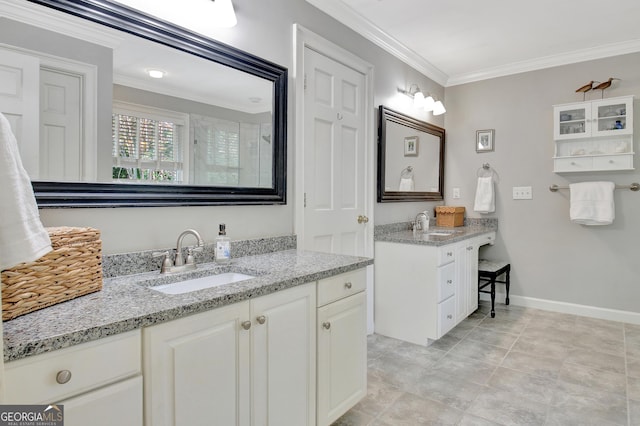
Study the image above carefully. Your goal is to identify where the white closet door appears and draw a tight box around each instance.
[0,48,40,178]
[303,47,367,256]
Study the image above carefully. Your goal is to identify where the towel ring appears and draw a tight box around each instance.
[477,163,500,182]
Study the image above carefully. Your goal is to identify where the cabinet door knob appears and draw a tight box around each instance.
[447,252,453,256]
[56,370,72,385]
[256,315,266,325]
[447,314,453,319]
[322,322,331,330]
[344,282,352,289]
[467,246,473,251]
[447,279,453,284]
[241,320,252,330]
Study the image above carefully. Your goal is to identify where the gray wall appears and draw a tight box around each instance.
[444,52,640,313]
[38,0,443,253]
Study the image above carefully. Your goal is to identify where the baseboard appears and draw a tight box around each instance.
[479,293,640,325]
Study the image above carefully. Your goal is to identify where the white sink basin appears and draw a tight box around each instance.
[150,272,255,295]
[427,232,455,236]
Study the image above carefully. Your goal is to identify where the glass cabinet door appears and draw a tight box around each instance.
[554,103,590,139]
[592,97,633,137]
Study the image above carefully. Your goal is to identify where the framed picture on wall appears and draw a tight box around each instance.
[476,129,495,152]
[404,136,418,156]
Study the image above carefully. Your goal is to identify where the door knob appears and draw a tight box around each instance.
[241,320,252,330]
[322,322,331,330]
[357,215,369,224]
[256,315,266,325]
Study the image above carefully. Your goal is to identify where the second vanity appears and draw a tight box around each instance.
[375,224,496,346]
[2,247,372,426]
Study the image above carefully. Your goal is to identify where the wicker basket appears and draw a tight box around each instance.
[435,206,466,227]
[1,227,103,321]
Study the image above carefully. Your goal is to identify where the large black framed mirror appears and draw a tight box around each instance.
[377,106,445,202]
[8,0,287,207]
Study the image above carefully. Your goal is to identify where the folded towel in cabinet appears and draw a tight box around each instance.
[474,176,495,213]
[570,181,615,225]
[0,113,52,269]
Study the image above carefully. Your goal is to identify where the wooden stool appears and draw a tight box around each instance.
[478,260,510,318]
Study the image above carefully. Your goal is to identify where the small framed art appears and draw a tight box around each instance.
[404,136,418,156]
[476,129,494,153]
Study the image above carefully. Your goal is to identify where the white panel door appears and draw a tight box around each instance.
[142,302,251,426]
[317,292,367,426]
[0,48,40,178]
[303,47,367,256]
[251,283,316,426]
[40,68,83,181]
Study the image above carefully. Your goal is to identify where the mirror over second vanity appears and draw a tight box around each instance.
[377,106,445,202]
[0,0,287,206]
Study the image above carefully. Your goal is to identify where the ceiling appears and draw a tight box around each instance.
[308,0,640,87]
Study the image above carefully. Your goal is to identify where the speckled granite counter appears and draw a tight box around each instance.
[3,250,372,362]
[375,223,496,246]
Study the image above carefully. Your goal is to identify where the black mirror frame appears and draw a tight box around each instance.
[377,106,445,202]
[28,0,287,207]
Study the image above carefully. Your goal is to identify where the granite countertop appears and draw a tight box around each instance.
[3,249,373,362]
[375,225,496,246]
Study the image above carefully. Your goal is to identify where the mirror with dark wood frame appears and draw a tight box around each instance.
[10,0,287,207]
[377,106,445,202]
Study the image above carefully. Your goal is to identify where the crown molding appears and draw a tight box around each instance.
[447,38,640,86]
[0,0,123,48]
[305,0,448,87]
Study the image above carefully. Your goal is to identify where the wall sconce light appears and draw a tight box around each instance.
[210,0,237,28]
[397,84,446,115]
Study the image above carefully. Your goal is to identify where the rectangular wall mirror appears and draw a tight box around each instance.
[1,0,287,207]
[377,106,445,202]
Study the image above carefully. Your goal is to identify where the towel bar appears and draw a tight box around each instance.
[549,183,640,192]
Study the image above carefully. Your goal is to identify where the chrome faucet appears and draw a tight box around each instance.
[153,229,205,274]
[414,211,429,232]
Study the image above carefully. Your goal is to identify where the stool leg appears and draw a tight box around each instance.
[505,270,510,305]
[490,280,496,318]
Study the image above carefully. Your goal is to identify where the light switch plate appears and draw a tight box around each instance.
[452,187,460,199]
[513,186,533,200]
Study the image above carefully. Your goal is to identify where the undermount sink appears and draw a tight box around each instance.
[150,272,255,295]
[426,231,456,236]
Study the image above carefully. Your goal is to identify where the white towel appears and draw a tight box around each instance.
[570,181,615,225]
[0,113,51,270]
[474,176,495,213]
[398,177,414,191]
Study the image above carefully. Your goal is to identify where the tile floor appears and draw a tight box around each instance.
[332,301,640,426]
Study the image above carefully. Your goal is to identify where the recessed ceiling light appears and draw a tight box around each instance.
[147,69,165,79]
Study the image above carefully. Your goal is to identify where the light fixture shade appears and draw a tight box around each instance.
[423,96,435,112]
[413,91,425,108]
[432,100,446,116]
[211,0,237,28]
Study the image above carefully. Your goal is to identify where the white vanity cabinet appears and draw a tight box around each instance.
[553,95,634,172]
[375,241,457,345]
[4,330,143,426]
[375,233,495,345]
[142,283,316,426]
[316,269,367,426]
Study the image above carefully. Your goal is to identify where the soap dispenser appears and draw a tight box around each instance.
[422,210,430,232]
[215,224,231,263]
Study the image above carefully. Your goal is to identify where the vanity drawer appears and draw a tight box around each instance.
[437,296,456,337]
[593,155,633,170]
[437,246,456,266]
[477,232,496,246]
[5,330,141,404]
[554,156,592,172]
[437,262,455,303]
[317,268,366,307]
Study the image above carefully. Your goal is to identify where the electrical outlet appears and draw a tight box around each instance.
[452,187,460,199]
[512,186,533,200]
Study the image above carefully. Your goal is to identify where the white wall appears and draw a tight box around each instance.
[38,0,444,253]
[444,52,640,313]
